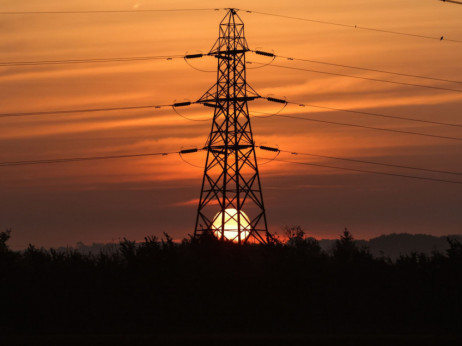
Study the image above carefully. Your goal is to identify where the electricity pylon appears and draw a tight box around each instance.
[194,8,271,244]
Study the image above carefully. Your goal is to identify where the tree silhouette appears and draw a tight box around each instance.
[333,228,372,262]
[0,228,12,254]
[447,237,462,265]
[0,228,461,339]
[284,225,305,246]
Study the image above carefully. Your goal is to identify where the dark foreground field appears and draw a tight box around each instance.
[3,333,462,346]
[1,229,461,345]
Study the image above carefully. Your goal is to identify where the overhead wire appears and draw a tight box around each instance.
[172,104,210,122]
[249,102,288,118]
[252,104,462,128]
[0,52,214,68]
[3,51,460,91]
[0,151,177,167]
[0,99,214,121]
[0,104,174,118]
[0,55,184,67]
[256,147,281,165]
[1,9,460,188]
[270,113,462,142]
[1,7,459,43]
[259,157,462,186]
[260,96,462,141]
[179,149,204,168]
[0,8,222,15]
[297,104,462,128]
[3,97,461,143]
[2,146,461,186]
[183,54,216,72]
[246,55,276,70]
[270,53,462,85]
[3,99,461,142]
[277,149,462,176]
[247,62,462,93]
[240,9,462,43]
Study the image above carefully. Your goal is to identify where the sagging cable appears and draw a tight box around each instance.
[184,52,215,72]
[247,50,276,70]
[172,101,209,122]
[179,148,204,168]
[250,100,287,119]
[257,145,281,165]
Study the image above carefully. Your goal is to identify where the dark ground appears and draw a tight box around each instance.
[3,333,462,346]
[1,229,461,345]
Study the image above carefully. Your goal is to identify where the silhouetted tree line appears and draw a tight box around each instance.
[0,227,461,336]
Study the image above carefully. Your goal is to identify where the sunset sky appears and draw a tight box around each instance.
[1,0,461,249]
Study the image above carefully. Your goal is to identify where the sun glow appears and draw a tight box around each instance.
[212,208,251,242]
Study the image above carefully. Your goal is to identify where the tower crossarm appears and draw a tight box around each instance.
[196,96,260,104]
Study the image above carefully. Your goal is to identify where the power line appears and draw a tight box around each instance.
[241,9,462,43]
[247,62,462,93]
[4,100,461,143]
[0,55,184,67]
[2,99,262,120]
[0,151,178,167]
[3,146,460,186]
[270,113,462,142]
[2,148,461,187]
[0,104,174,118]
[277,149,462,176]
[296,104,462,128]
[255,101,462,128]
[268,53,462,85]
[0,8,222,15]
[0,99,254,120]
[6,50,460,91]
[3,7,458,43]
[4,98,462,143]
[261,157,462,185]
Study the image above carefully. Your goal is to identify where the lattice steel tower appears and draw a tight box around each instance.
[194,8,270,244]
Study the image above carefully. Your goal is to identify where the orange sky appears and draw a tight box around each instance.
[1,0,462,248]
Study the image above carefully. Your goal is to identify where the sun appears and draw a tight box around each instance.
[212,208,251,242]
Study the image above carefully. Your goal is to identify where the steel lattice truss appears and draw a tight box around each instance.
[194,9,270,244]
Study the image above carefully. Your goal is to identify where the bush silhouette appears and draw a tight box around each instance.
[0,228,12,254]
[0,227,461,337]
[333,228,372,262]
